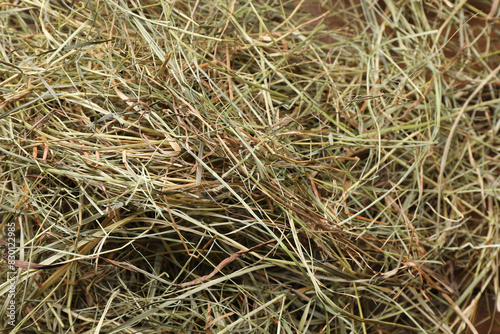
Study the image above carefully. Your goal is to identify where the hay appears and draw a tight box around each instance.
[1,0,499,333]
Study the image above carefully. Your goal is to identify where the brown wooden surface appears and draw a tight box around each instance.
[473,296,500,334]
